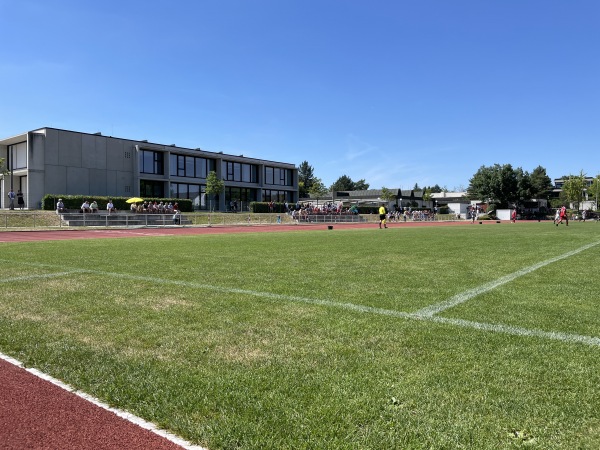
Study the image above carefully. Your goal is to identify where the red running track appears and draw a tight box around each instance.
[0,219,484,243]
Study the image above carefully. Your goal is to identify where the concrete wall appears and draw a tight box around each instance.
[44,130,136,202]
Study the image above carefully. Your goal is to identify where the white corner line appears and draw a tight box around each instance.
[414,240,600,317]
[0,352,206,450]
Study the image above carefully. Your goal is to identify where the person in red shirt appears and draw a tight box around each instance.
[511,208,517,223]
[556,205,569,226]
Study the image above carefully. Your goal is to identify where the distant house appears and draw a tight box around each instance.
[431,192,470,218]
[304,188,429,209]
[551,177,596,210]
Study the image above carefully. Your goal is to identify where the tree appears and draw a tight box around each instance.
[0,157,6,174]
[353,179,370,191]
[330,175,355,192]
[205,170,224,211]
[561,171,586,210]
[424,184,444,194]
[309,177,328,198]
[587,174,600,211]
[380,187,396,203]
[529,166,553,200]
[298,161,315,198]
[422,188,432,202]
[515,168,532,207]
[467,164,518,208]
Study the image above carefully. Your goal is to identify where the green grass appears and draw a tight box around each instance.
[1,222,600,449]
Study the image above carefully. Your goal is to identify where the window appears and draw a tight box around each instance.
[8,142,27,170]
[172,182,207,210]
[139,150,164,175]
[225,187,257,210]
[223,161,258,182]
[170,154,212,179]
[264,166,292,186]
[265,167,274,184]
[263,189,293,203]
[140,180,164,197]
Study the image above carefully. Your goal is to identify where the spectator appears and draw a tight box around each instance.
[107,200,116,214]
[90,200,99,213]
[81,200,91,213]
[172,209,181,225]
[7,189,15,210]
[56,198,67,213]
[17,190,24,209]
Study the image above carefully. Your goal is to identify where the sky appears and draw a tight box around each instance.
[1,0,598,191]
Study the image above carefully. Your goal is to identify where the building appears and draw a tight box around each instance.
[0,127,298,211]
[305,189,429,209]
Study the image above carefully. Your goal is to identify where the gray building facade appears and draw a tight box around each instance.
[1,127,298,211]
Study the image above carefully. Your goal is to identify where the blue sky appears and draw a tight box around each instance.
[1,0,598,190]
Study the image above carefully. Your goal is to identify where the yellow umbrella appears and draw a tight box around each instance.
[126,197,144,204]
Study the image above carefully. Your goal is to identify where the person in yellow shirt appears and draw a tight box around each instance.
[379,205,388,229]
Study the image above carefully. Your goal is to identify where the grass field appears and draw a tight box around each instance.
[1,222,599,449]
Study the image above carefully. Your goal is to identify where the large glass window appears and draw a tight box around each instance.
[139,150,164,175]
[225,187,257,211]
[263,189,293,203]
[8,142,27,170]
[223,161,258,182]
[264,166,292,186]
[265,167,274,185]
[196,158,207,178]
[140,180,164,197]
[171,182,207,210]
[170,154,213,179]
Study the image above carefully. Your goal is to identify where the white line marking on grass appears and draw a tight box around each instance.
[427,316,600,347]
[414,240,600,317]
[0,352,207,450]
[2,257,600,348]
[0,271,80,283]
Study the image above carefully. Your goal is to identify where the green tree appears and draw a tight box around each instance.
[0,157,6,174]
[353,179,370,191]
[380,187,396,203]
[330,175,355,192]
[515,168,532,207]
[529,165,553,199]
[424,184,444,194]
[587,174,600,211]
[298,161,315,197]
[561,171,586,210]
[309,177,328,198]
[205,170,224,211]
[467,164,518,208]
[422,188,433,202]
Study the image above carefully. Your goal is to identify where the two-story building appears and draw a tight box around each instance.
[0,127,298,211]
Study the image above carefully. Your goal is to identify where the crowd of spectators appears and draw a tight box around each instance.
[130,201,179,214]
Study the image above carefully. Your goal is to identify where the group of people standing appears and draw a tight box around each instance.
[7,189,25,210]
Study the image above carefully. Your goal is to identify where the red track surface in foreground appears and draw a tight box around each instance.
[0,220,506,449]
